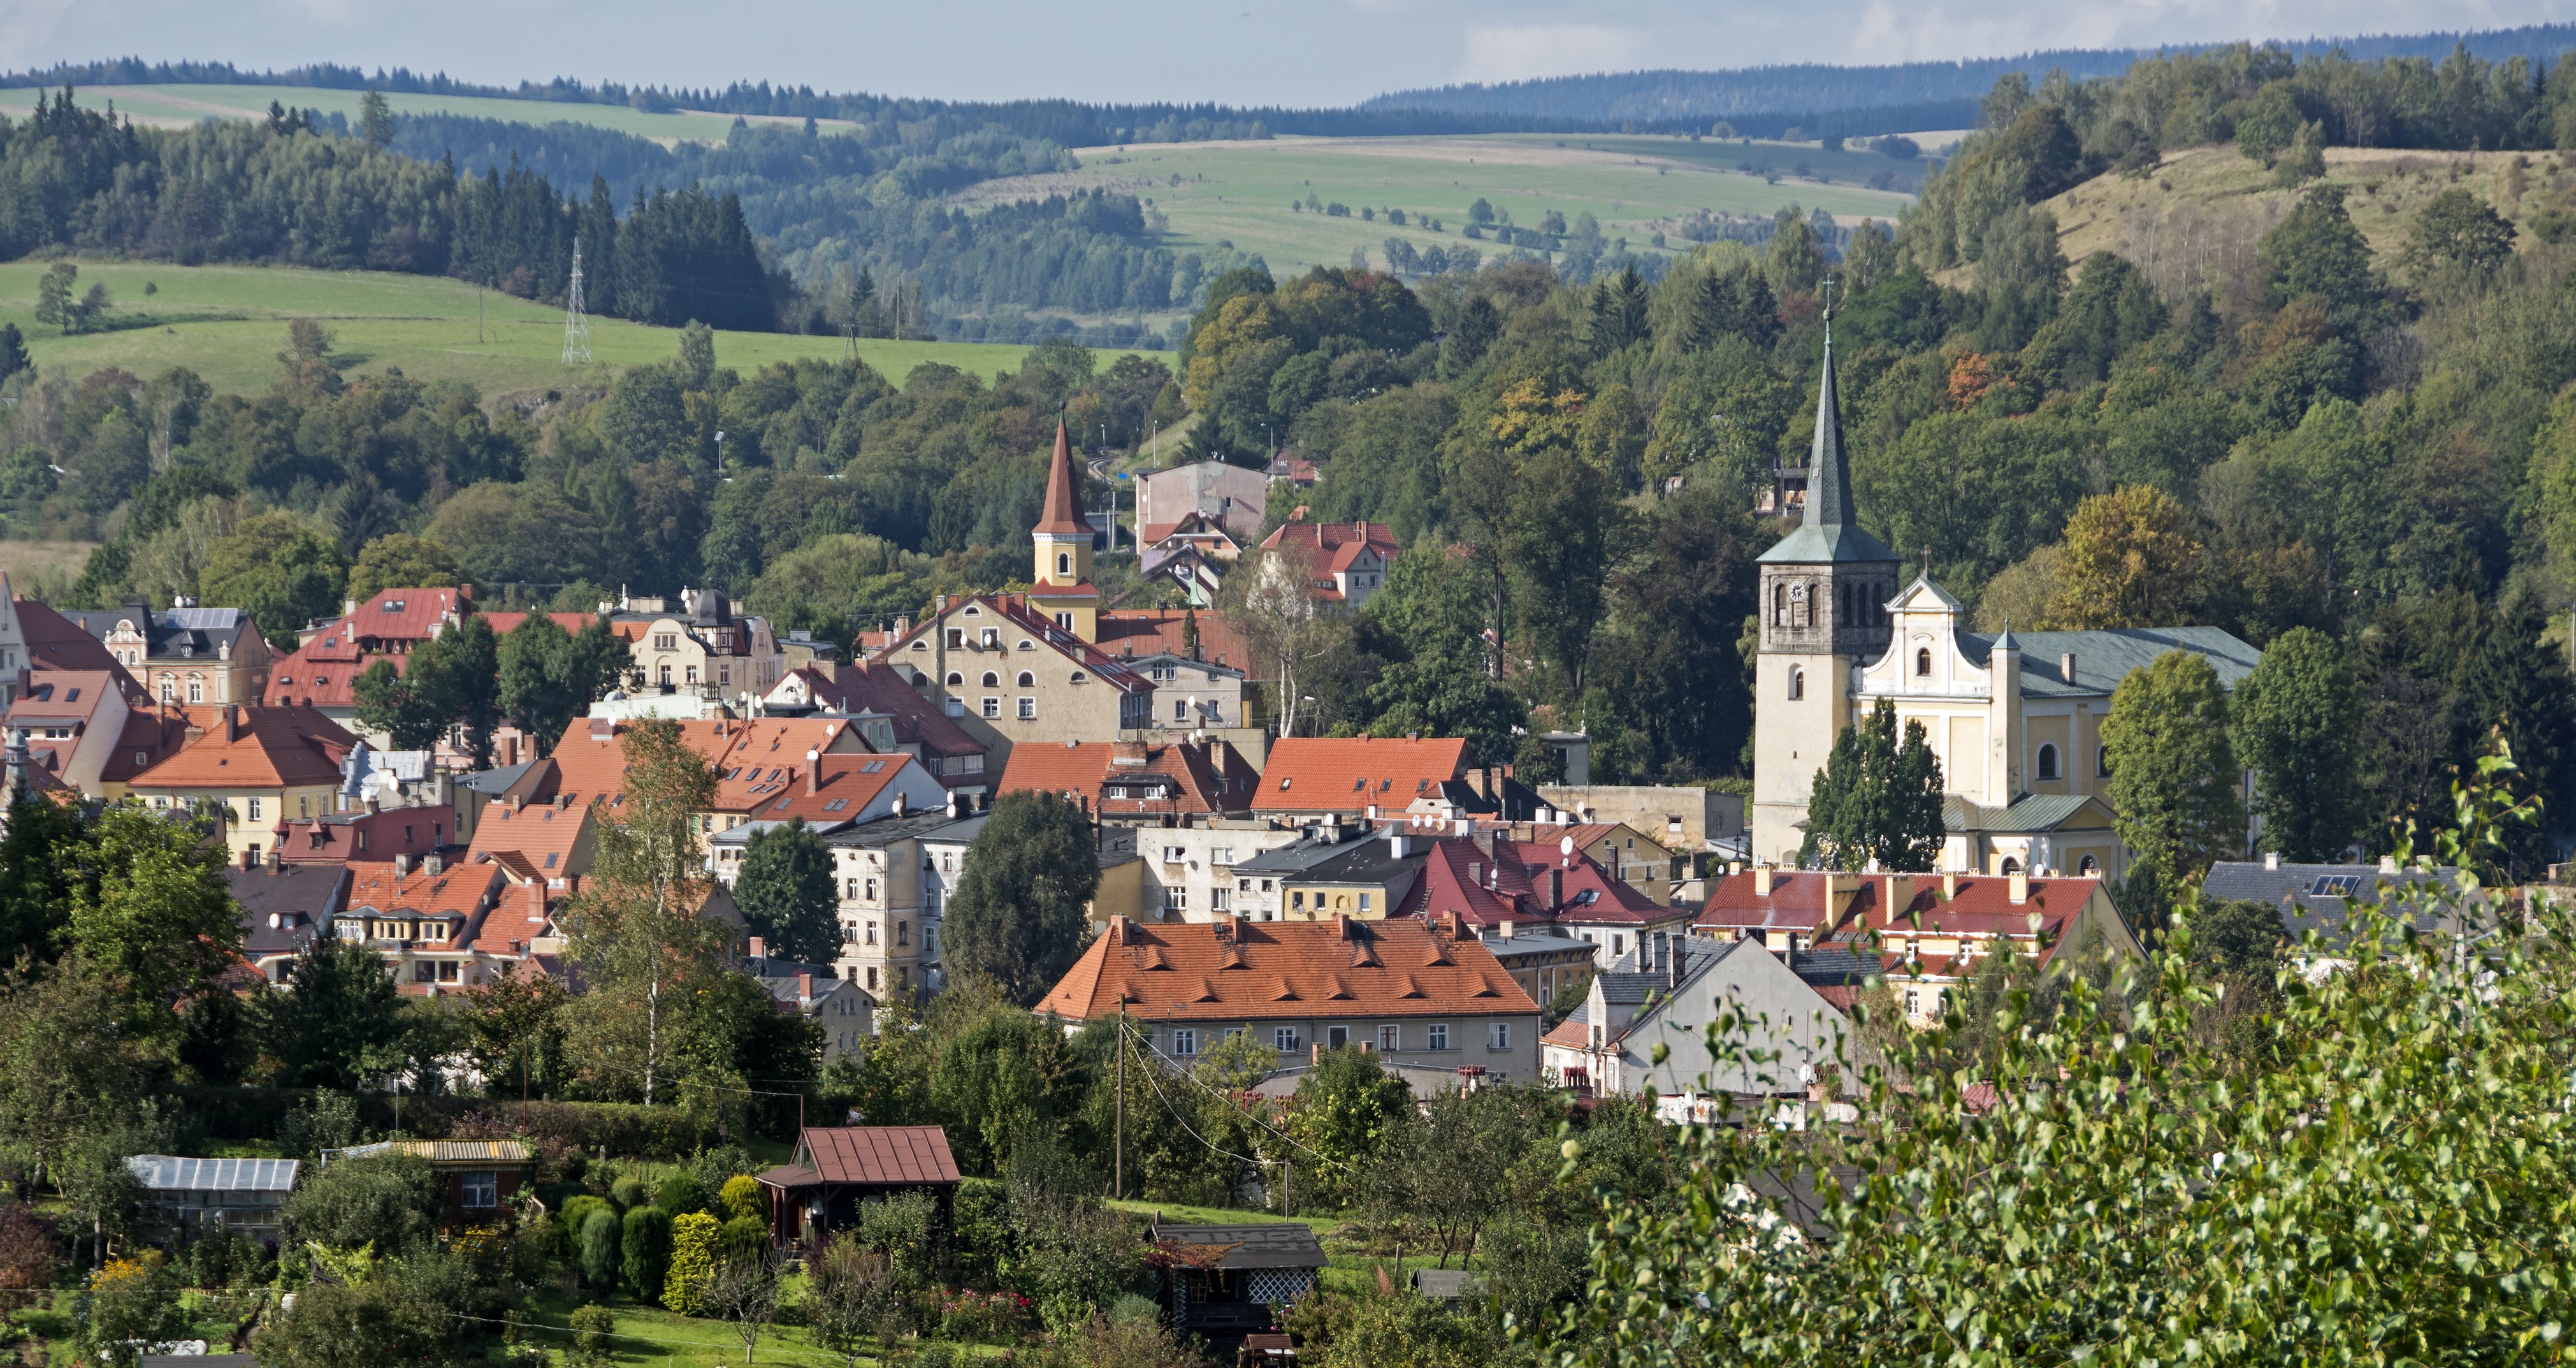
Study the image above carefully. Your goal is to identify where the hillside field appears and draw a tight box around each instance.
[0,82,851,144]
[965,132,1918,284]
[0,261,1142,396]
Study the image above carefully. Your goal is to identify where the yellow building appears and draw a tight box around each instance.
[127,705,359,869]
[1751,323,2261,875]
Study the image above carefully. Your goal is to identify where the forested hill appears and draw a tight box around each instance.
[1362,23,2576,127]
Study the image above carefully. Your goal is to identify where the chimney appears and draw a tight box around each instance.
[2060,653,2076,683]
[893,790,908,817]
[1498,919,1514,940]
[1468,860,1484,887]
[1442,910,1464,941]
[1227,912,1248,941]
[528,882,546,919]
[1672,937,1688,985]
[365,795,381,816]
[2008,871,2030,905]
[224,705,242,743]
[424,853,444,876]
[511,792,525,813]
[806,748,821,795]
[1885,873,1913,917]
[2264,851,2279,870]
[2378,854,2399,874]
[798,972,813,1002]
[1651,931,1669,978]
[1752,866,1774,898]
[1941,871,1958,899]
[749,936,766,961]
[1547,867,1563,909]
[394,853,412,877]
[265,847,282,872]
[1332,912,1351,941]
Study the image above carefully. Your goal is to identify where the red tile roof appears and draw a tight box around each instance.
[4,669,120,725]
[1254,736,1469,813]
[1034,421,1087,539]
[1259,517,1396,596]
[477,611,597,641]
[1692,871,1871,935]
[266,628,398,709]
[773,1126,962,1186]
[1039,913,1539,1024]
[539,715,867,813]
[343,588,470,650]
[1394,835,1670,928]
[1092,608,1252,671]
[781,665,985,760]
[98,706,190,785]
[127,705,356,790]
[465,880,556,956]
[466,799,595,882]
[13,595,138,687]
[997,739,1259,817]
[734,752,933,827]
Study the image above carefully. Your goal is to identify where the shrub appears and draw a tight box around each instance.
[250,1277,452,1367]
[609,1176,647,1211]
[579,1208,621,1292]
[664,1211,720,1314]
[656,1170,706,1218]
[619,1205,672,1302]
[283,1153,440,1252]
[557,1195,608,1257]
[719,1214,768,1263]
[717,1174,762,1221]
[568,1303,615,1367]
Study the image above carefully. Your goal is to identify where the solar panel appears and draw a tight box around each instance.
[2308,875,2360,897]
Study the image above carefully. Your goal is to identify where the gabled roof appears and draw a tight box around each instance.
[228,862,349,957]
[1040,915,1538,1023]
[729,752,941,830]
[4,670,119,725]
[999,739,1259,817]
[342,860,505,921]
[2201,860,2463,948]
[1943,793,2113,833]
[344,588,468,646]
[98,705,189,785]
[1259,517,1398,590]
[1151,1222,1326,1270]
[127,705,356,790]
[464,880,556,956]
[266,633,398,709]
[865,595,1155,694]
[540,715,867,812]
[767,1126,961,1187]
[1254,736,1469,813]
[1693,871,1869,935]
[1093,608,1252,671]
[466,799,594,882]
[774,664,986,760]
[15,595,138,683]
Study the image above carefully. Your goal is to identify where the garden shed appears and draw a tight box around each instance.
[1151,1222,1326,1337]
[756,1125,960,1249]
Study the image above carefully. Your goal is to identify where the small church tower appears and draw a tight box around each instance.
[1751,304,1901,864]
[1029,419,1099,641]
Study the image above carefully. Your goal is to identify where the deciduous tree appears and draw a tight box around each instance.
[2232,625,2364,861]
[733,816,840,964]
[2050,484,2199,629]
[2103,649,2243,910]
[941,793,1100,1006]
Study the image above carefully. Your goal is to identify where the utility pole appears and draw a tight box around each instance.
[1115,1001,1127,1201]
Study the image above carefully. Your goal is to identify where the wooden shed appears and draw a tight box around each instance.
[1152,1222,1326,1338]
[755,1126,960,1249]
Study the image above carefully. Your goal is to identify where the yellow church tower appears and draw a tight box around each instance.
[1030,419,1099,641]
[1750,307,1902,864]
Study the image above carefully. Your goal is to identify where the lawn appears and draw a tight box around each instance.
[1107,1198,1484,1296]
[0,84,851,145]
[954,133,1918,285]
[0,261,1147,397]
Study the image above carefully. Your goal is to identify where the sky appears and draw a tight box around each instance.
[2,0,2570,107]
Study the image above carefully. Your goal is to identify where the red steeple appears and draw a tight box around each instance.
[1034,419,1087,537]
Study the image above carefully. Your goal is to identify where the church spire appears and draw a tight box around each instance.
[1805,282,1856,532]
[1034,419,1087,537]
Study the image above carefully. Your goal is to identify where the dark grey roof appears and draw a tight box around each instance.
[1593,971,1668,1005]
[61,604,259,658]
[1789,945,1881,988]
[127,1155,300,1192]
[1297,838,1428,885]
[1959,627,2262,698]
[2202,860,2464,949]
[1232,827,1384,877]
[810,809,986,850]
[1150,1222,1327,1269]
[228,864,349,956]
[1758,337,1897,566]
[458,760,538,796]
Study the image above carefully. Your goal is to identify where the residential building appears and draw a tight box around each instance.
[915,812,988,990]
[2203,854,2469,979]
[997,738,1259,824]
[1135,460,1267,545]
[1507,819,1682,905]
[1691,868,1872,952]
[324,1140,534,1228]
[602,587,785,703]
[335,856,512,993]
[126,705,361,868]
[1277,829,1429,923]
[746,952,876,1066]
[1255,514,1398,610]
[714,792,966,998]
[2,669,131,795]
[862,592,1157,775]
[60,599,268,709]
[269,798,456,868]
[1090,607,1253,674]
[1538,784,1747,859]
[1392,829,1690,964]
[1227,824,1382,920]
[1039,912,1544,1081]
[1264,452,1320,487]
[1751,330,2261,870]
[754,1126,961,1248]
[1253,735,1471,824]
[780,629,842,674]
[464,792,599,889]
[534,713,882,859]
[1135,543,1228,608]
[762,663,994,797]
[1540,933,1853,1098]
[324,587,473,655]
[126,1157,299,1242]
[1111,816,1312,925]
[5,585,140,704]
[1128,651,1269,763]
[1475,923,1599,1011]
[228,859,349,982]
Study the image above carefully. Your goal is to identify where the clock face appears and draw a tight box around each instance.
[1786,582,1807,601]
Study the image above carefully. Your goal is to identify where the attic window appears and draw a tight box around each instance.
[824,798,850,811]
[384,600,404,611]
[910,641,927,651]
[1417,780,1428,792]
[1278,777,1291,790]
[864,760,886,773]
[1352,778,1365,792]
[963,606,981,616]
[64,688,78,702]
[543,853,558,869]
[772,798,793,813]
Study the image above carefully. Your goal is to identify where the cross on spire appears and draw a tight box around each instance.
[1819,277,1835,344]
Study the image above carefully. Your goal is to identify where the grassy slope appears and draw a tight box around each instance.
[2020,143,2559,287]
[0,260,1142,396]
[956,133,1915,290]
[0,83,855,144]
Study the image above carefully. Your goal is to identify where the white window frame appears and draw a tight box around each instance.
[1275,1026,1300,1051]
[1173,1028,1198,1057]
[1487,1022,1512,1051]
[1018,697,1036,720]
[1428,1023,1449,1051]
[462,1171,498,1208]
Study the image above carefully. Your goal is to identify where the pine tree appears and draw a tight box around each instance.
[1797,699,1945,872]
[1682,271,1738,350]
[2461,587,2573,879]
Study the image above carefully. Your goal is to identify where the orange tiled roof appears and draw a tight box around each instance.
[479,611,599,639]
[539,714,865,813]
[13,594,137,687]
[1041,913,1538,1024]
[1259,518,1396,586]
[344,588,468,648]
[998,739,1259,817]
[127,704,356,790]
[780,665,985,760]
[733,752,930,826]
[267,630,400,709]
[466,880,557,955]
[1253,736,1469,813]
[465,798,595,882]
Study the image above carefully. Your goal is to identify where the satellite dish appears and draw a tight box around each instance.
[1559,834,1574,857]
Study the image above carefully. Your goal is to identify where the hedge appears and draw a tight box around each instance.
[178,1088,733,1158]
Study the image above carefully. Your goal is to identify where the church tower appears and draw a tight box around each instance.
[1030,420,1100,641]
[1751,310,1901,864]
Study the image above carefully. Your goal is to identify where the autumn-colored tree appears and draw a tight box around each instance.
[2050,484,2201,629]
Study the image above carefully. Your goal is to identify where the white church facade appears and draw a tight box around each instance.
[1749,323,2262,877]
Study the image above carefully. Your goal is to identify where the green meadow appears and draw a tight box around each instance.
[962,133,1918,280]
[0,83,851,144]
[0,261,1143,396]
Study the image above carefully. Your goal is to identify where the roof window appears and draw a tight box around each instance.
[384,600,405,611]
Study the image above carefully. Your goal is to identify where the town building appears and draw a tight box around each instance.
[1090,607,1253,674]
[334,857,512,993]
[534,713,883,859]
[1252,735,1471,823]
[1540,932,1853,1098]
[1134,542,1229,609]
[228,859,348,982]
[2,669,131,795]
[1039,912,1544,1081]
[61,599,268,709]
[2204,854,2470,979]
[711,790,971,998]
[860,591,1156,775]
[1749,326,2261,871]
[1256,514,1398,611]
[1135,460,1267,546]
[126,705,361,868]
[600,588,785,704]
[1475,923,1599,1010]
[1393,828,1690,964]
[763,663,994,799]
[1537,784,1747,859]
[998,738,1260,824]
[746,952,876,1065]
[1505,819,1683,905]
[3,583,139,708]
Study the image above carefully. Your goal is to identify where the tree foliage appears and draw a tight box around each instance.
[1797,699,1945,873]
[940,792,1099,1006]
[2103,650,2245,912]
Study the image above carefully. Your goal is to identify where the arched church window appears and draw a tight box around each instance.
[1017,671,1034,687]
[1915,648,1932,677]
[1057,552,1072,576]
[2036,744,2059,780]
[1772,583,1788,627]
[1788,668,1804,701]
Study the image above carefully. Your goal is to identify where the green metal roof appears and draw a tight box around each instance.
[1962,626,2261,697]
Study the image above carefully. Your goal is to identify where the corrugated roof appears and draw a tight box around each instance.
[127,1155,300,1191]
[763,1126,960,1187]
[330,1139,533,1164]
[1151,1222,1327,1269]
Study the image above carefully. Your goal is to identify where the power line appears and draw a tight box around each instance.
[1118,1016,1358,1176]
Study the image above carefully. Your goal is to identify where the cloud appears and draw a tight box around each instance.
[1454,24,1645,85]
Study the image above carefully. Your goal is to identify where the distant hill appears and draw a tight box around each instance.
[1359,23,2576,127]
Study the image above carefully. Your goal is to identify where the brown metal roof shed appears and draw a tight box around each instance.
[756,1126,961,1249]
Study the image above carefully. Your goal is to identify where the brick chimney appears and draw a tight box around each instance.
[1108,915,1132,945]
[1442,910,1465,941]
[1332,912,1351,941]
[224,705,242,743]
[798,972,813,1002]
[1547,867,1563,909]
[748,936,767,961]
[806,748,821,795]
